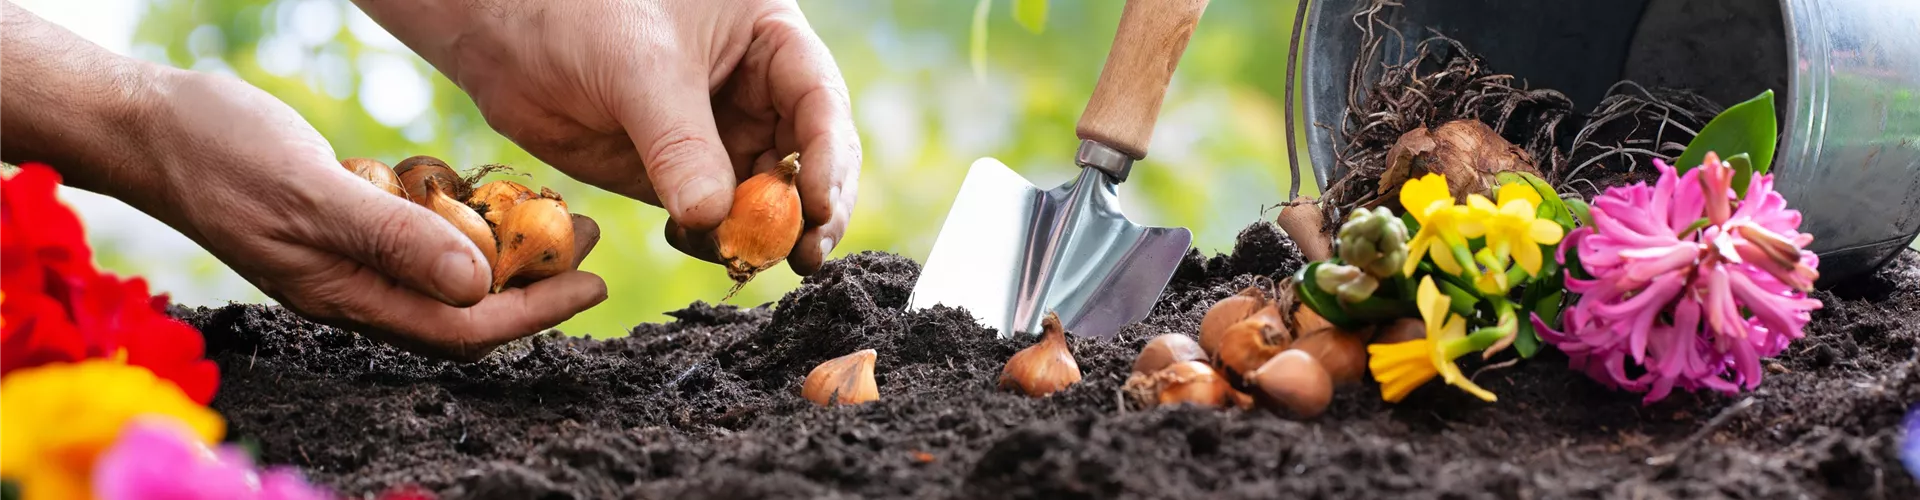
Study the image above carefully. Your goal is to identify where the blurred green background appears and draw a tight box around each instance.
[24,0,1316,338]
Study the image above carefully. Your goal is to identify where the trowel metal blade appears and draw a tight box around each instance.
[908,157,1192,339]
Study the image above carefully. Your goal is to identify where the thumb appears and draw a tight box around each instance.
[321,179,492,307]
[617,72,736,232]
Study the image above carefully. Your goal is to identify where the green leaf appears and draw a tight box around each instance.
[1505,264,1529,292]
[2,479,17,500]
[1567,198,1594,228]
[1534,246,1561,283]
[1344,294,1418,323]
[1013,0,1047,34]
[1724,152,1756,197]
[1514,317,1541,358]
[970,0,991,83]
[1433,279,1480,318]
[1513,289,1562,359]
[1400,211,1421,235]
[1518,172,1575,230]
[1534,290,1565,329]
[1676,89,1777,174]
[1394,272,1418,302]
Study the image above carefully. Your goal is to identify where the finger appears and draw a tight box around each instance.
[320,270,608,362]
[570,213,601,268]
[616,62,736,232]
[664,218,722,264]
[788,215,848,276]
[313,174,492,307]
[714,97,777,180]
[466,83,664,206]
[764,15,861,273]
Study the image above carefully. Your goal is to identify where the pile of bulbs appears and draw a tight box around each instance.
[341,156,583,291]
[1124,281,1387,419]
[792,287,1377,419]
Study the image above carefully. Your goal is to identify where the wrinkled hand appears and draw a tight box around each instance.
[356,0,861,275]
[135,73,607,361]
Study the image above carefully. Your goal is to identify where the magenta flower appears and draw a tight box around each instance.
[1535,153,1822,404]
[92,417,334,500]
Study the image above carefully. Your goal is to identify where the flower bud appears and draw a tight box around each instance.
[1314,263,1379,304]
[1337,207,1410,278]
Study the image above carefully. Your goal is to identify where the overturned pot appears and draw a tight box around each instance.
[1297,0,1920,285]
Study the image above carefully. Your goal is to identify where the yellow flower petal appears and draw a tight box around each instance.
[1436,361,1500,402]
[1447,206,1487,239]
[1497,181,1542,208]
[1368,339,1439,402]
[0,360,224,500]
[1425,314,1499,402]
[1514,239,1544,276]
[1430,237,1465,276]
[1416,276,1450,323]
[1499,198,1536,219]
[1467,194,1499,215]
[1400,174,1452,222]
[1529,218,1565,245]
[1403,229,1434,277]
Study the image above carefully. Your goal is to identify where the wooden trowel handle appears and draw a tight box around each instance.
[1075,0,1210,160]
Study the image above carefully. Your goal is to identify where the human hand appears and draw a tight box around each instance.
[129,72,606,361]
[354,0,862,275]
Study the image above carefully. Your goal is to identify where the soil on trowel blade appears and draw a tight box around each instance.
[180,221,1920,499]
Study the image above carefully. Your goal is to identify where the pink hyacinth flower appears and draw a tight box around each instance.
[93,417,334,500]
[1535,153,1822,404]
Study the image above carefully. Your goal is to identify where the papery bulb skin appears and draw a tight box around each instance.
[490,196,575,292]
[343,158,405,198]
[803,349,879,406]
[998,312,1083,397]
[712,153,805,299]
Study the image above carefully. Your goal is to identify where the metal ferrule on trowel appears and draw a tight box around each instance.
[908,0,1210,340]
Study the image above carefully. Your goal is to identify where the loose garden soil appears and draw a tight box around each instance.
[174,221,1920,499]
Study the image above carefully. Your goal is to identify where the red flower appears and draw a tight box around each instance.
[2,163,219,404]
[1,162,92,277]
[68,272,221,403]
[2,287,87,371]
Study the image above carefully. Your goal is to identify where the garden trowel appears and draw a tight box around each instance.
[908,0,1209,339]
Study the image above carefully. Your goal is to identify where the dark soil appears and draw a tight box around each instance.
[180,222,1920,499]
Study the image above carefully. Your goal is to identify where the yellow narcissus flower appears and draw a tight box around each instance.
[1367,334,1437,402]
[1399,174,1484,277]
[1,360,224,500]
[1466,182,1565,275]
[1366,277,1499,402]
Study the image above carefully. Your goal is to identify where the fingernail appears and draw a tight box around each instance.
[677,177,726,215]
[819,236,837,259]
[432,251,484,304]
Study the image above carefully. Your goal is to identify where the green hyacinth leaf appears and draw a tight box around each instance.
[1676,89,1777,175]
[1725,152,1756,197]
